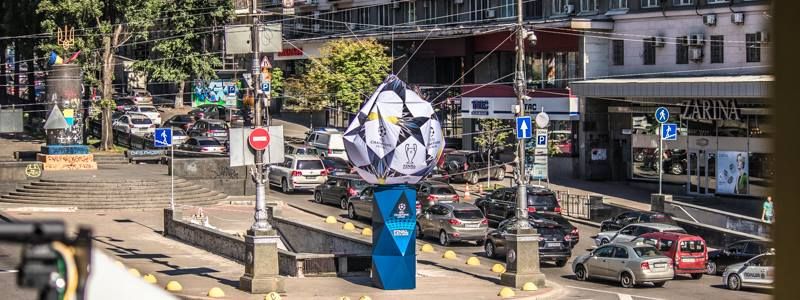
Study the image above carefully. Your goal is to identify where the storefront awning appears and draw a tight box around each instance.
[569,75,773,98]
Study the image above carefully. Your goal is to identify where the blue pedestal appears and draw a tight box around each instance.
[371,184,416,290]
[41,145,90,155]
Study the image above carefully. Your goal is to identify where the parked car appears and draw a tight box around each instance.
[130,88,153,104]
[530,212,579,248]
[267,155,328,193]
[112,113,155,135]
[313,174,369,209]
[285,144,320,156]
[415,181,460,209]
[190,104,242,124]
[188,119,229,142]
[163,114,196,131]
[484,217,572,267]
[114,98,136,112]
[441,150,505,184]
[305,130,346,159]
[128,105,161,125]
[170,127,189,144]
[474,186,561,225]
[321,157,353,176]
[634,232,707,279]
[722,252,775,290]
[347,186,421,221]
[416,203,488,246]
[594,223,687,246]
[599,211,677,233]
[572,242,674,288]
[707,239,773,275]
[180,137,225,153]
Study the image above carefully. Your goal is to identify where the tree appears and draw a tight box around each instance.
[38,0,160,150]
[294,39,391,113]
[135,0,234,109]
[474,118,512,189]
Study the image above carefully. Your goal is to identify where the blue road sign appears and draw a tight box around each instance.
[536,132,547,147]
[261,82,271,93]
[661,123,678,141]
[655,107,670,123]
[516,116,532,139]
[154,128,173,147]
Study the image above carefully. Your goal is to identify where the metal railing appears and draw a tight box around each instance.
[557,190,591,220]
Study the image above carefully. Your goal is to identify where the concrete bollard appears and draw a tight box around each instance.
[361,227,373,236]
[128,268,141,277]
[338,297,351,300]
[142,274,157,284]
[491,264,506,273]
[522,282,538,291]
[359,296,372,300]
[325,216,337,224]
[443,250,457,259]
[466,257,481,266]
[207,287,226,298]
[343,222,356,231]
[498,287,516,298]
[265,292,282,300]
[420,244,435,253]
[165,281,183,292]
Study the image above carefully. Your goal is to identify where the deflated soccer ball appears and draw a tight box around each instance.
[343,75,445,185]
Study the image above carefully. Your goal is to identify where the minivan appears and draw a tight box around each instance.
[306,130,347,159]
[635,232,708,279]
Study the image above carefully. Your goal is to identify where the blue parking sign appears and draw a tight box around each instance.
[661,123,678,141]
[154,128,173,147]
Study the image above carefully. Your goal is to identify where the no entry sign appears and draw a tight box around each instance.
[248,127,270,151]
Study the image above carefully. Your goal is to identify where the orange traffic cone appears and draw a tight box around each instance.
[464,183,471,201]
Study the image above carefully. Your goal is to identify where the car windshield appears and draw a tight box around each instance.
[431,187,456,194]
[131,118,151,124]
[680,240,705,253]
[634,246,662,258]
[445,155,467,164]
[208,123,227,130]
[351,180,369,189]
[198,140,220,146]
[138,107,158,112]
[527,193,557,206]
[176,115,193,122]
[324,159,350,169]
[172,130,186,136]
[453,209,483,220]
[297,160,324,170]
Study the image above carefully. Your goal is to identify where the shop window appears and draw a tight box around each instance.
[541,52,579,88]
[748,153,775,190]
[710,35,724,64]
[610,0,628,9]
[549,121,578,157]
[748,114,772,138]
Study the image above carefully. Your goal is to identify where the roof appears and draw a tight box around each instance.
[440,202,480,210]
[573,75,773,85]
[570,75,773,98]
[640,231,702,240]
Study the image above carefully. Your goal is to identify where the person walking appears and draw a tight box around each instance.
[761,196,774,224]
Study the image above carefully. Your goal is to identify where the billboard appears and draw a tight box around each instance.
[716,151,748,195]
[192,79,241,107]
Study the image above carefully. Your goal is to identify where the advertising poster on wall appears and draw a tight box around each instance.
[192,80,241,107]
[716,151,749,195]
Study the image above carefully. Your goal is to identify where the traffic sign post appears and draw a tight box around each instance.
[516,116,532,139]
[249,127,271,151]
[155,128,175,210]
[654,107,670,196]
[655,107,670,124]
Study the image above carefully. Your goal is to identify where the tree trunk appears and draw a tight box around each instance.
[101,107,114,150]
[100,34,115,151]
[175,81,184,108]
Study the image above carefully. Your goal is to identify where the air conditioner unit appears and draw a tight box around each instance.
[760,31,770,43]
[485,9,496,18]
[313,24,320,32]
[703,14,717,26]
[654,37,666,47]
[689,48,703,61]
[564,4,575,14]
[731,12,745,25]
[688,34,705,46]
[454,0,464,4]
[680,36,690,46]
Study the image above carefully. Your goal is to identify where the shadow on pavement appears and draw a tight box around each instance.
[417,259,501,284]
[710,284,772,294]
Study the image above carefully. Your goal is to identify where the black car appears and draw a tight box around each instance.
[162,114,197,131]
[474,186,561,224]
[190,104,242,123]
[706,239,773,275]
[599,211,677,233]
[530,212,579,248]
[314,174,370,209]
[321,157,353,175]
[484,217,572,267]
[441,150,505,184]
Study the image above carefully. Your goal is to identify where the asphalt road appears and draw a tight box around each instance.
[269,187,772,300]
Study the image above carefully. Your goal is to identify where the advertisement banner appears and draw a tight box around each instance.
[716,151,749,195]
[192,80,241,107]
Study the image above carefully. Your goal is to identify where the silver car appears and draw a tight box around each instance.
[722,252,775,290]
[416,203,488,246]
[572,242,674,288]
[594,223,687,246]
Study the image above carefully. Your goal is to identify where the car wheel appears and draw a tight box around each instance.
[670,163,684,175]
[340,197,348,210]
[706,261,717,275]
[574,264,588,281]
[690,273,703,280]
[620,272,635,288]
[652,281,667,288]
[484,241,496,258]
[347,204,358,220]
[281,179,291,193]
[555,259,567,267]
[600,238,610,245]
[726,274,742,290]
[313,192,323,204]
[469,172,479,185]
[439,230,450,246]
[416,223,424,239]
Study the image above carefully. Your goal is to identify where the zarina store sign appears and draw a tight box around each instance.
[680,99,741,121]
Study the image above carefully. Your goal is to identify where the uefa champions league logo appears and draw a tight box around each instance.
[393,201,410,219]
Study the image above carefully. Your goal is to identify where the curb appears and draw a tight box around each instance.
[561,215,601,228]
[517,279,567,300]
[0,211,16,222]
[286,203,367,230]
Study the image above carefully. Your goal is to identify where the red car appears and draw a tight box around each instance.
[636,232,708,279]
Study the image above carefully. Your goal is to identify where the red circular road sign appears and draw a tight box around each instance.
[248,127,270,151]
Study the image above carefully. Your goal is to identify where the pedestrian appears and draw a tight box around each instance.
[761,196,774,224]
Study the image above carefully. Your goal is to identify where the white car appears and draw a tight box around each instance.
[113,113,155,135]
[129,105,161,125]
[723,252,775,290]
[593,223,686,246]
[267,155,328,193]
[305,129,347,159]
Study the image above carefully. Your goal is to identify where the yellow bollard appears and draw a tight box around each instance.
[114,261,124,268]
[466,257,481,266]
[325,216,337,224]
[343,222,356,231]
[207,287,226,298]
[498,287,516,298]
[165,281,183,292]
[442,250,457,259]
[128,268,141,277]
[142,274,157,284]
[361,227,373,236]
[359,296,372,300]
[491,264,506,273]
[338,297,352,300]
[420,244,435,253]
[522,282,538,291]
[265,292,282,300]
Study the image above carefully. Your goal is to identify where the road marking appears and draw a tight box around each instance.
[0,269,19,274]
[565,285,665,300]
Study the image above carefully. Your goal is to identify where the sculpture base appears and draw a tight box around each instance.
[37,153,97,170]
[371,184,416,290]
[41,145,90,155]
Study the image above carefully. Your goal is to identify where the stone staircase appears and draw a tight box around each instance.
[0,178,226,209]
[93,154,130,167]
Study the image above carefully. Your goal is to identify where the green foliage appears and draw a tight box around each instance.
[293,39,391,112]
[270,67,283,99]
[474,119,512,153]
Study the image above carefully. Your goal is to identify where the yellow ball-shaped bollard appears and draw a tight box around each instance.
[466,256,481,266]
[128,268,141,277]
[114,261,124,268]
[498,287,516,298]
[522,282,538,291]
[165,281,183,292]
[325,216,337,224]
[443,250,457,259]
[359,296,372,300]
[142,274,157,284]
[207,287,226,298]
[421,244,435,253]
[491,264,506,273]
[265,292,282,300]
[343,222,356,231]
[338,297,352,300]
[361,227,373,236]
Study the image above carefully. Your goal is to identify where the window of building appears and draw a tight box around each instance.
[581,0,598,12]
[470,0,490,20]
[746,33,762,63]
[610,0,628,9]
[500,0,516,18]
[641,0,660,8]
[707,0,729,4]
[552,0,567,14]
[710,35,724,63]
[408,1,416,23]
[643,38,656,65]
[673,0,694,6]
[523,0,544,18]
[676,36,689,64]
[612,40,625,65]
[422,0,436,24]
